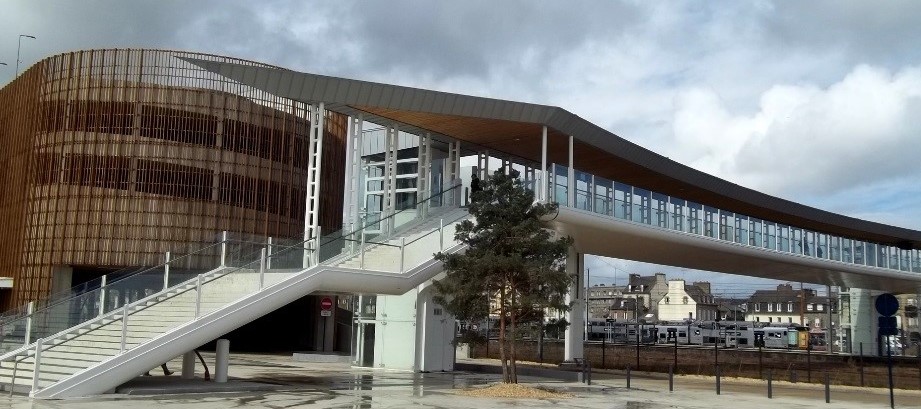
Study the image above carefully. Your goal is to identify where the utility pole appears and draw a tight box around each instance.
[827,285,833,353]
[585,268,590,340]
[800,282,806,326]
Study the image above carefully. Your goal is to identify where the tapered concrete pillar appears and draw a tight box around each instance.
[181,351,196,379]
[564,249,584,362]
[215,339,230,383]
[848,288,879,356]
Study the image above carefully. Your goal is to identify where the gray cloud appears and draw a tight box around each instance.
[3,0,920,292]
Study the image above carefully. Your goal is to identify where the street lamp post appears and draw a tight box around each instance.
[16,34,36,78]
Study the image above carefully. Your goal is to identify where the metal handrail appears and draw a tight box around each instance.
[4,182,465,392]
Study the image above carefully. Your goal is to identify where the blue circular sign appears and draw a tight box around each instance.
[875,293,899,317]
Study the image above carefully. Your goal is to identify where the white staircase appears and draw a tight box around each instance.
[0,206,470,398]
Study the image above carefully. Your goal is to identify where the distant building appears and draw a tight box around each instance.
[587,284,626,318]
[657,279,718,321]
[606,297,640,321]
[716,298,748,321]
[745,284,838,330]
[586,272,668,321]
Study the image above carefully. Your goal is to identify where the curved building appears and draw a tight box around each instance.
[0,49,347,308]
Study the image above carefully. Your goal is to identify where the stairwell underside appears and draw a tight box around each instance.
[551,206,921,293]
[32,241,465,399]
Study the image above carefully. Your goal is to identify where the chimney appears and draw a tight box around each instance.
[693,282,712,294]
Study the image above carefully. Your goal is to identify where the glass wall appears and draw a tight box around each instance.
[529,162,919,274]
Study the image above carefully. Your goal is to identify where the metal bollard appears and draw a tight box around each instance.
[790,368,797,384]
[716,365,721,395]
[807,346,812,383]
[859,366,864,387]
[768,369,773,399]
[824,371,830,403]
[626,365,631,389]
[669,364,674,392]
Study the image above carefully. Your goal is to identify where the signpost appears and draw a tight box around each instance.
[876,293,899,409]
[321,297,333,317]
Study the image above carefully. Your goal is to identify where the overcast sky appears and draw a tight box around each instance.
[2,1,919,296]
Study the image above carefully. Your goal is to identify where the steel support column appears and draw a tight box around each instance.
[303,102,326,268]
[568,135,574,208]
[381,124,399,234]
[344,114,363,239]
[541,126,548,202]
[417,132,432,218]
[446,140,461,205]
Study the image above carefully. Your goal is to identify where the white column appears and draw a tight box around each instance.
[381,124,399,234]
[849,288,878,356]
[540,126,548,202]
[568,135,574,208]
[343,114,363,235]
[303,102,326,268]
[181,351,196,379]
[214,339,230,383]
[416,132,431,218]
[564,249,585,362]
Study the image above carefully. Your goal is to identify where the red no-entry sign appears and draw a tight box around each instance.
[320,297,333,311]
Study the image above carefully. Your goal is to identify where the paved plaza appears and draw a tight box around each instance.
[1,354,919,408]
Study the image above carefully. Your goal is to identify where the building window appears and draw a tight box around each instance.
[756,317,760,322]
[767,303,773,312]
[768,317,772,323]
[754,303,760,312]
[807,304,814,311]
[776,303,782,311]
[817,304,824,311]
[665,297,670,304]
[683,296,689,304]
[788,317,793,323]
[787,302,793,312]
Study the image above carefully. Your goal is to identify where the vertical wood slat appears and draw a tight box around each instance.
[0,49,348,310]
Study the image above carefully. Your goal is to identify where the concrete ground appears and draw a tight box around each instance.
[1,354,919,408]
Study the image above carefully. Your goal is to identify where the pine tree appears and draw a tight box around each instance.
[434,168,573,383]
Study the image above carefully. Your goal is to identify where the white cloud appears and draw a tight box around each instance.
[666,65,921,202]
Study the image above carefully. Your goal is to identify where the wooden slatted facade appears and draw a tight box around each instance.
[0,49,346,309]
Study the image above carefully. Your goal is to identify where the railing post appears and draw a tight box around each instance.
[119,304,129,354]
[313,226,322,266]
[163,251,171,290]
[31,337,43,393]
[220,231,228,267]
[98,275,107,317]
[360,231,366,269]
[439,219,444,250]
[259,247,267,290]
[400,237,406,273]
[24,301,34,346]
[266,237,273,270]
[195,274,203,318]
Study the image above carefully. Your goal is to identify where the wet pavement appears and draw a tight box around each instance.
[0,354,919,408]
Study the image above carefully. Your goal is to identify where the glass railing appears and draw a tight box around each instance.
[543,162,921,274]
[0,230,310,356]
[2,183,469,392]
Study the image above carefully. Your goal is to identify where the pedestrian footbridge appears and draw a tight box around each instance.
[0,187,470,398]
[1,171,919,397]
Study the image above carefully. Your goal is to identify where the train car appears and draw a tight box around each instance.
[720,321,756,348]
[657,324,691,344]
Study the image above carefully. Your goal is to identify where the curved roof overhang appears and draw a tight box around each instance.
[185,57,921,250]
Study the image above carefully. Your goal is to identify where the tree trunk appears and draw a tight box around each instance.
[498,287,509,383]
[510,291,518,383]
